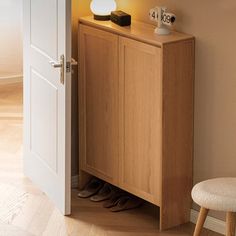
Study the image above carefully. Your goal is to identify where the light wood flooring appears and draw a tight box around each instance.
[0,82,23,119]
[0,82,221,236]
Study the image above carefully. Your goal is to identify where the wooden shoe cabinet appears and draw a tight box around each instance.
[78,16,195,230]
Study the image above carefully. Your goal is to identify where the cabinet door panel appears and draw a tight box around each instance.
[119,37,162,205]
[79,25,119,183]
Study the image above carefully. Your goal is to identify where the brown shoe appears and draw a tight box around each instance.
[103,190,127,208]
[110,195,144,212]
[90,183,115,202]
[78,178,104,198]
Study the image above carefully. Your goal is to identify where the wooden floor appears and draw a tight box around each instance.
[0,82,221,236]
[0,82,23,119]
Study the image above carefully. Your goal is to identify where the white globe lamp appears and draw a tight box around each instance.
[90,0,117,21]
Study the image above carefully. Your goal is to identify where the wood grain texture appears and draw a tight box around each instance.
[0,82,23,119]
[78,18,194,231]
[119,37,162,205]
[193,207,209,236]
[79,25,119,184]
[79,16,194,47]
[226,212,236,236]
[160,39,195,230]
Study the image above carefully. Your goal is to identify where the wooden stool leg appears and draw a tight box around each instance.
[193,207,209,236]
[226,212,236,236]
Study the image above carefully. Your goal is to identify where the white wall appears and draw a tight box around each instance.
[0,0,23,79]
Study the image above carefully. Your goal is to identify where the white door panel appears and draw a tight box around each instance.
[30,69,58,172]
[30,0,58,60]
[23,0,71,214]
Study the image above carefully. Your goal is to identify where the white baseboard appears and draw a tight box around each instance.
[0,74,23,85]
[71,175,79,189]
[191,209,226,235]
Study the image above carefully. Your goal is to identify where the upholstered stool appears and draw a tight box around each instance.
[192,178,236,236]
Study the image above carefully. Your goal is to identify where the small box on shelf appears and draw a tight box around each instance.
[111,11,131,26]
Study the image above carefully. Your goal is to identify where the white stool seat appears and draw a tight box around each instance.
[192,178,236,212]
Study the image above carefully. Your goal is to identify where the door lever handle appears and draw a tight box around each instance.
[71,58,78,66]
[49,61,62,68]
[49,55,65,84]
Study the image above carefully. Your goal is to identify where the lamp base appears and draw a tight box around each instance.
[94,14,111,21]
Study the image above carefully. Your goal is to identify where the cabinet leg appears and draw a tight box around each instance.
[226,212,236,236]
[193,207,209,236]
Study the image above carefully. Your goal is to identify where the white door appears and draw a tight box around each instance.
[23,0,72,215]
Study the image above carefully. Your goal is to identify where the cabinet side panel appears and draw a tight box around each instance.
[161,40,195,230]
[79,24,119,184]
[119,37,162,205]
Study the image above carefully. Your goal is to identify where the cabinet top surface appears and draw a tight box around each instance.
[79,16,194,47]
